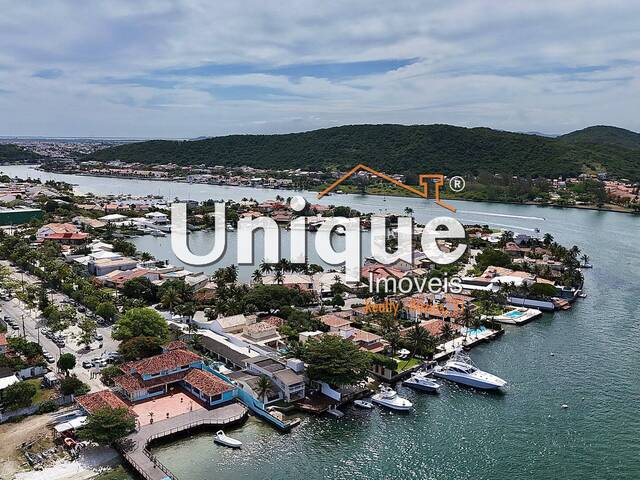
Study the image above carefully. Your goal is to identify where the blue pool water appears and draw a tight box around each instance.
[465,326,487,335]
[504,310,526,318]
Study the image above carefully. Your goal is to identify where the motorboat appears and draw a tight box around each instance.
[433,351,507,390]
[214,430,242,448]
[402,372,441,393]
[353,399,374,409]
[150,229,166,237]
[371,387,412,411]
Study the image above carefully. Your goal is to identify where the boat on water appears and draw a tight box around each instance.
[402,372,441,393]
[580,263,593,269]
[371,386,412,411]
[214,430,242,448]
[353,399,374,409]
[433,350,507,390]
[150,230,166,237]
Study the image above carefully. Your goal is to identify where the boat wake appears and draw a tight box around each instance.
[458,210,545,221]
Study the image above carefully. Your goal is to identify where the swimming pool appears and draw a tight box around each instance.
[504,310,526,318]
[465,326,487,336]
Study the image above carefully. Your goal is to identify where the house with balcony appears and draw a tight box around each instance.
[245,356,305,402]
[113,347,235,407]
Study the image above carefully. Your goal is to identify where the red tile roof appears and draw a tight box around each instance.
[0,333,7,347]
[320,314,351,329]
[183,369,233,397]
[261,315,284,328]
[122,349,202,376]
[45,232,89,240]
[76,390,134,415]
[164,340,189,351]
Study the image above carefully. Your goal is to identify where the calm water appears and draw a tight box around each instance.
[3,165,640,479]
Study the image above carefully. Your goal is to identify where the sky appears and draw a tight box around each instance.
[1,0,640,138]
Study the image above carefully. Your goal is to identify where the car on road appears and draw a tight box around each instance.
[11,324,20,331]
[82,360,92,369]
[43,353,55,363]
[94,333,104,341]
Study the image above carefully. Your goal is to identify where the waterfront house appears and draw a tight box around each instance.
[262,273,314,290]
[245,356,305,402]
[144,211,169,224]
[113,348,235,406]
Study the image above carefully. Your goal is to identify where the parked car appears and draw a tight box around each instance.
[82,360,92,369]
[94,333,103,341]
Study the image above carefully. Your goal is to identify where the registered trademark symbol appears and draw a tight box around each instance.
[449,176,465,192]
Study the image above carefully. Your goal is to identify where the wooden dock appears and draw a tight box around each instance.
[118,402,247,480]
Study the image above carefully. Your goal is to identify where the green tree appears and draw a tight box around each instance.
[57,353,76,376]
[112,308,168,342]
[60,375,90,396]
[96,302,118,322]
[100,365,123,387]
[3,381,36,410]
[255,376,273,404]
[407,324,436,358]
[303,335,371,387]
[78,319,97,349]
[118,336,163,361]
[78,407,135,445]
[121,277,158,303]
[112,239,137,257]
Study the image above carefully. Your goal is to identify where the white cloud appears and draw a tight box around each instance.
[0,0,639,137]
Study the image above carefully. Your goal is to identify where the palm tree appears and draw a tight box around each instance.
[140,251,153,262]
[440,322,455,342]
[274,270,284,285]
[161,287,182,313]
[543,233,554,246]
[259,261,273,275]
[256,376,273,404]
[404,207,413,215]
[252,269,263,285]
[580,254,590,267]
[407,324,429,358]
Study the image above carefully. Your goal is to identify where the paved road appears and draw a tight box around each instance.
[1,261,119,391]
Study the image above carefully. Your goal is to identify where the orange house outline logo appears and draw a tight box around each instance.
[317,163,456,212]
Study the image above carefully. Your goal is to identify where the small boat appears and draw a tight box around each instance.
[580,263,593,269]
[578,292,587,298]
[226,224,235,232]
[433,350,507,390]
[353,399,374,409]
[214,430,242,448]
[372,386,412,411]
[402,372,441,393]
[150,230,166,237]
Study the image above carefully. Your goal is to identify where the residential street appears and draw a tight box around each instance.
[1,261,119,391]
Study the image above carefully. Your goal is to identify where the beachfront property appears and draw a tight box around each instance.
[245,356,306,402]
[112,345,236,407]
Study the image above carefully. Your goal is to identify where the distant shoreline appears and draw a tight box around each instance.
[8,164,638,215]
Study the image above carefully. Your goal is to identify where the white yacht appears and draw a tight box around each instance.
[372,386,413,411]
[433,351,507,390]
[402,372,441,393]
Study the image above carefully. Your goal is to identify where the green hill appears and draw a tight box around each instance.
[0,144,42,163]
[558,125,640,151]
[85,124,640,181]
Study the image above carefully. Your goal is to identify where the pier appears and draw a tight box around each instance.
[118,402,247,480]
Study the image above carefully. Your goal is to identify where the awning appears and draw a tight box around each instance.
[54,416,87,433]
